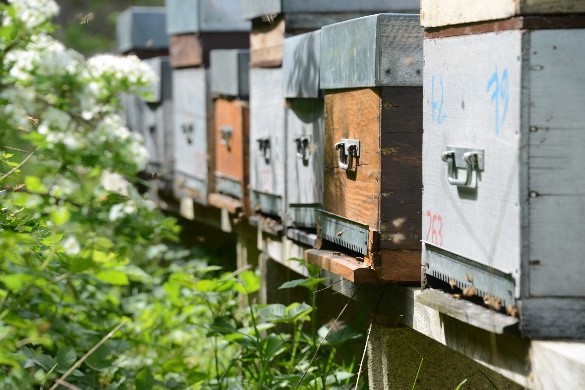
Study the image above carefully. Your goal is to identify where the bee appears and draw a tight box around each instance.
[78,12,95,24]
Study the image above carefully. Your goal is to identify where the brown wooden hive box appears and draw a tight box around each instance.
[321,87,422,282]
[308,14,424,283]
[213,98,250,213]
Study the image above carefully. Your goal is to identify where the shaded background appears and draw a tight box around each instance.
[55,0,164,55]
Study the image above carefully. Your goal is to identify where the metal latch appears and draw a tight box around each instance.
[220,126,233,148]
[181,123,194,144]
[335,139,360,170]
[257,137,271,162]
[293,136,310,161]
[441,146,484,188]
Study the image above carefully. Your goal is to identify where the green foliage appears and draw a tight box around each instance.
[0,1,365,388]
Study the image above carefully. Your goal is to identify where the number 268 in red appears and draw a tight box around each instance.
[425,210,443,246]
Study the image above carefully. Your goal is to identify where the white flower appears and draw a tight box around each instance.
[108,200,137,222]
[87,54,157,96]
[62,236,80,255]
[8,0,60,29]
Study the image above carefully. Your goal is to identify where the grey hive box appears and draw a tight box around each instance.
[422,26,585,339]
[140,57,174,181]
[166,0,250,34]
[244,1,420,68]
[172,68,213,205]
[116,7,168,54]
[320,13,423,89]
[310,13,424,282]
[210,49,250,98]
[283,31,323,235]
[249,67,286,219]
[421,0,585,28]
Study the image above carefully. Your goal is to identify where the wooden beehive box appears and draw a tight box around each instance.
[172,67,213,205]
[421,0,585,28]
[166,0,250,68]
[141,57,174,186]
[309,14,423,282]
[242,0,420,67]
[249,67,286,219]
[283,31,323,237]
[422,20,585,339]
[116,7,168,56]
[210,50,250,211]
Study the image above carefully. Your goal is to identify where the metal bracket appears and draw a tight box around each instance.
[181,123,194,144]
[293,136,311,161]
[334,138,360,170]
[220,125,233,148]
[257,137,271,162]
[441,146,484,188]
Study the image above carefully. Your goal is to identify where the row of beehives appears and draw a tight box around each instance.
[117,0,585,340]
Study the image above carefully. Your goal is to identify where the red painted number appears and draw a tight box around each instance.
[426,210,443,246]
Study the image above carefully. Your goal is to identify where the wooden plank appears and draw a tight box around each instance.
[172,68,209,204]
[249,68,286,217]
[211,49,250,98]
[250,15,285,68]
[169,34,202,68]
[320,14,423,89]
[377,249,420,282]
[215,99,247,185]
[305,249,379,283]
[285,98,324,227]
[379,87,422,250]
[416,289,519,334]
[116,7,168,54]
[323,88,381,229]
[520,298,585,339]
[166,0,250,35]
[170,33,249,69]
[424,15,585,39]
[208,193,242,214]
[422,31,524,291]
[420,0,585,28]
[282,31,320,98]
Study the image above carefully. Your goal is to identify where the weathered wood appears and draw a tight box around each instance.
[285,98,324,228]
[116,6,168,54]
[283,31,320,98]
[242,0,419,20]
[422,30,524,296]
[322,87,422,282]
[214,98,249,208]
[249,68,286,218]
[416,289,519,334]
[320,14,423,89]
[323,88,381,230]
[519,298,585,339]
[422,28,585,338]
[305,249,379,283]
[170,33,250,69]
[166,0,250,35]
[172,68,210,204]
[207,193,242,215]
[420,0,585,28]
[424,15,585,39]
[250,15,286,68]
[210,49,250,98]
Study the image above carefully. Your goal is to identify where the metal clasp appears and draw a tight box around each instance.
[441,146,485,188]
[220,126,233,148]
[257,137,271,162]
[293,136,310,161]
[181,123,194,144]
[335,139,360,170]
